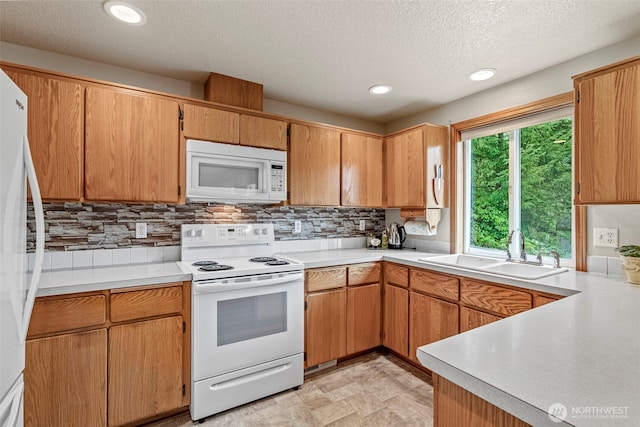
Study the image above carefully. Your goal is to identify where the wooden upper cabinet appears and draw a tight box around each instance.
[182,103,239,144]
[384,124,448,209]
[341,132,383,207]
[289,123,341,205]
[385,128,425,208]
[574,57,640,204]
[4,69,83,201]
[239,114,287,150]
[84,86,180,203]
[424,124,448,208]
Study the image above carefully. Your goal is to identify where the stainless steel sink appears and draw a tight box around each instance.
[417,254,568,280]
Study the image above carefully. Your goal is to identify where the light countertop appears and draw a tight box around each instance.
[34,248,640,426]
[36,261,190,296]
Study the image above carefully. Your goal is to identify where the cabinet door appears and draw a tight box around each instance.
[409,292,459,363]
[346,283,381,354]
[108,316,183,426]
[240,114,287,150]
[385,128,425,208]
[341,132,383,207]
[85,86,179,202]
[4,69,83,200]
[305,288,346,367]
[424,124,448,208]
[382,284,409,358]
[25,330,107,427]
[575,60,640,203]
[459,306,502,333]
[289,123,341,205]
[182,103,239,144]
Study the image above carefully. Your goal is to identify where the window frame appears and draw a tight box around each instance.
[448,92,588,271]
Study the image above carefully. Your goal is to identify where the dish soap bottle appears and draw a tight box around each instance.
[381,229,389,249]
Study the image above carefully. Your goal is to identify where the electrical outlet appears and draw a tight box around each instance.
[593,227,618,248]
[359,220,366,231]
[294,220,302,233]
[135,222,147,239]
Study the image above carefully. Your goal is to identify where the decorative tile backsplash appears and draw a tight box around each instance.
[27,202,385,252]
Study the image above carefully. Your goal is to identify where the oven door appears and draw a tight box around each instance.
[192,271,304,381]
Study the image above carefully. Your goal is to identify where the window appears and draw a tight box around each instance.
[462,109,573,263]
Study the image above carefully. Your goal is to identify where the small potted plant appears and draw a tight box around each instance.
[616,245,640,285]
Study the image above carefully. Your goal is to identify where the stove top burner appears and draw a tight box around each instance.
[192,260,218,266]
[249,257,278,263]
[198,264,234,272]
[265,260,290,266]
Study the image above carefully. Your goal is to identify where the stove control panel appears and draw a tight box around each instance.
[181,223,274,247]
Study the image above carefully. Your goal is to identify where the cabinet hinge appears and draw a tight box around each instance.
[576,91,580,103]
[577,183,580,194]
[178,108,184,120]
[178,185,182,196]
[304,301,308,311]
[303,352,307,361]
[182,384,186,396]
[180,121,184,131]
[182,322,186,333]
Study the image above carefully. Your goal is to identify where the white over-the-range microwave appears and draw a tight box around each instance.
[186,140,287,204]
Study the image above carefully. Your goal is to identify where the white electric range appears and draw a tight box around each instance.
[178,223,304,422]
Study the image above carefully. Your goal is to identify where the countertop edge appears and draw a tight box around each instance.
[417,349,573,427]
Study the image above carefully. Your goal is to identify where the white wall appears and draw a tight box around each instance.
[0,41,383,133]
[386,36,640,261]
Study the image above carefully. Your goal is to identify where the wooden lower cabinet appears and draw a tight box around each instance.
[383,284,409,358]
[433,374,531,427]
[25,283,189,426]
[459,306,503,333]
[108,316,184,426]
[25,329,107,427]
[409,292,459,363]
[346,283,381,354]
[305,288,347,367]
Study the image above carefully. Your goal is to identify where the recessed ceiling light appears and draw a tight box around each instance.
[469,68,496,81]
[369,84,392,95]
[104,1,146,25]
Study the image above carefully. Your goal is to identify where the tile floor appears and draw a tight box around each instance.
[145,351,434,427]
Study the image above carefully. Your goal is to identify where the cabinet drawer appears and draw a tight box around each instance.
[306,267,347,292]
[410,269,459,301]
[384,263,409,288]
[348,263,381,286]
[460,280,532,316]
[28,294,106,337]
[111,285,183,323]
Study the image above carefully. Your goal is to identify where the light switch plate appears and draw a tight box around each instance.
[135,222,147,239]
[593,227,618,248]
[294,220,302,233]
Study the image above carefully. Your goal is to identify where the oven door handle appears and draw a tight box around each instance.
[193,271,304,294]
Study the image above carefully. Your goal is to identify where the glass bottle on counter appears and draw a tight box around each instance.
[381,229,389,249]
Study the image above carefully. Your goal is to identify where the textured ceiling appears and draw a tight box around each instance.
[1,1,639,123]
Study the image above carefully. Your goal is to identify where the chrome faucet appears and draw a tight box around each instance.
[507,229,526,262]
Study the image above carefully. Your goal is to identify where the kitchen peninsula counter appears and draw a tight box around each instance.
[280,249,640,427]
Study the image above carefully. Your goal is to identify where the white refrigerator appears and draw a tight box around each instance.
[0,69,45,427]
